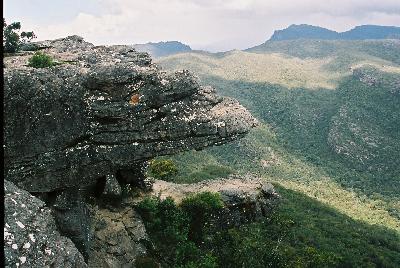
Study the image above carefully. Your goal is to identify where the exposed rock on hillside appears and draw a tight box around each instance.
[4,36,259,266]
[4,35,258,193]
[4,180,87,268]
[152,175,279,227]
[88,204,149,268]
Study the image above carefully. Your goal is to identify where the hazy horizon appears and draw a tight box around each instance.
[4,0,400,52]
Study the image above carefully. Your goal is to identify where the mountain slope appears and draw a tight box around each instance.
[157,39,400,230]
[132,41,192,57]
[269,24,339,41]
[269,24,400,41]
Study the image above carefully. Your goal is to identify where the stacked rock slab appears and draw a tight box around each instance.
[4,36,258,266]
[4,35,258,193]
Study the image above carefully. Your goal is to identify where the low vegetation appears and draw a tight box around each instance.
[136,192,223,267]
[136,187,400,267]
[28,52,57,68]
[148,159,178,181]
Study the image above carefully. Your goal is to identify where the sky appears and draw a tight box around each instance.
[4,0,400,52]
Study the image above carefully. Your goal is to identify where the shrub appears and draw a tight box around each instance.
[136,192,222,267]
[181,192,224,244]
[148,159,178,181]
[181,192,224,215]
[3,19,35,53]
[28,52,56,68]
[136,196,189,248]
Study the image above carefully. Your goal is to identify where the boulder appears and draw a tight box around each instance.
[4,180,87,267]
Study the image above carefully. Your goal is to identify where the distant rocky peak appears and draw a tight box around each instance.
[268,24,400,41]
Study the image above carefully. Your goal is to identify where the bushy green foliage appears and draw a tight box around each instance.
[148,159,178,181]
[136,193,223,267]
[3,19,35,53]
[28,52,56,68]
[181,192,224,243]
[138,187,400,267]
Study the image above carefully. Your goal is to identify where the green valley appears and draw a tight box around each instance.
[146,39,400,266]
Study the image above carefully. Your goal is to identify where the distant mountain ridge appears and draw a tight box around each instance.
[132,41,192,58]
[269,24,400,41]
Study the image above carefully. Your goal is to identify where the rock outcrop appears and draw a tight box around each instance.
[151,174,279,227]
[4,180,87,267]
[86,174,279,268]
[4,35,258,193]
[4,36,259,266]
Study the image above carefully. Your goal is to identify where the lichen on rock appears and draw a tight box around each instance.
[3,36,262,267]
[4,180,87,268]
[4,35,258,193]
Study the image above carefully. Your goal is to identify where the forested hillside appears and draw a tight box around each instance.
[152,39,400,266]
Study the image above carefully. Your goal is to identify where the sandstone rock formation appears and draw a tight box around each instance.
[4,35,258,193]
[3,36,260,266]
[88,204,149,268]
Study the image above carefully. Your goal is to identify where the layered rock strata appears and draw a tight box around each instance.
[4,36,259,266]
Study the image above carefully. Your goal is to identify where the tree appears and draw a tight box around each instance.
[148,159,178,181]
[3,19,36,53]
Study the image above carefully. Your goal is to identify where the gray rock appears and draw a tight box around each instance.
[3,36,258,266]
[117,162,153,191]
[52,189,92,261]
[103,174,122,198]
[4,180,87,267]
[261,182,276,197]
[219,181,279,227]
[88,205,149,268]
[4,36,258,193]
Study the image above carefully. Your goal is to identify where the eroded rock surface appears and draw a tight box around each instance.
[4,36,259,266]
[4,180,87,268]
[88,204,148,268]
[4,36,258,193]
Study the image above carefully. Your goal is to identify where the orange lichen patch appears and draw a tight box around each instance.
[129,94,140,105]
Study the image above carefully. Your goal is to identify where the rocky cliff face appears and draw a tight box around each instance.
[3,36,265,267]
[4,35,257,193]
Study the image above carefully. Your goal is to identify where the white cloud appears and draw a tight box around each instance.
[4,0,400,51]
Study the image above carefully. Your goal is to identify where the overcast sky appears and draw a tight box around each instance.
[4,0,400,51]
